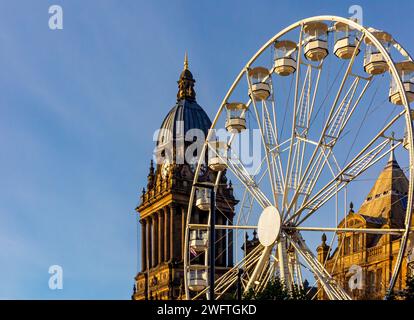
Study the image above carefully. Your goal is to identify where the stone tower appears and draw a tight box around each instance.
[132,56,237,300]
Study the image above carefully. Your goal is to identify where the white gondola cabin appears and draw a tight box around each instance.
[195,187,211,211]
[403,110,414,149]
[225,102,247,132]
[248,67,271,101]
[189,229,208,251]
[333,22,360,59]
[208,141,227,171]
[389,61,414,105]
[403,130,410,150]
[274,40,297,76]
[364,28,392,75]
[188,267,208,291]
[303,22,329,61]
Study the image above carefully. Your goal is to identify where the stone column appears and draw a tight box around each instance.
[151,216,156,267]
[147,217,152,269]
[171,204,183,261]
[154,214,159,266]
[158,210,164,263]
[140,219,147,272]
[164,206,170,262]
[181,205,188,262]
[169,204,174,261]
[169,206,173,262]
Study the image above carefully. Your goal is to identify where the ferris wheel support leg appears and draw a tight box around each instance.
[244,245,272,293]
[295,251,304,289]
[278,236,291,290]
[298,264,304,288]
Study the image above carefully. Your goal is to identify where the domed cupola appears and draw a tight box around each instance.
[156,54,212,163]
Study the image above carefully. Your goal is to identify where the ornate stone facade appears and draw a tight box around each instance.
[317,152,414,299]
[132,57,237,300]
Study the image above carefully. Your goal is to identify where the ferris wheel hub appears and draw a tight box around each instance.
[257,206,281,247]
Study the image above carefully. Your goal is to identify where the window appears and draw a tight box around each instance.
[376,268,383,292]
[344,237,351,255]
[353,234,360,252]
[367,271,375,294]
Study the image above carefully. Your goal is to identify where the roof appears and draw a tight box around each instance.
[156,54,212,160]
[157,99,211,149]
[328,153,408,257]
[359,214,387,225]
[357,152,408,228]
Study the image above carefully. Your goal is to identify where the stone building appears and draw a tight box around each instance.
[317,151,414,299]
[132,56,237,300]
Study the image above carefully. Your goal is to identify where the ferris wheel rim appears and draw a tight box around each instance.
[183,15,414,300]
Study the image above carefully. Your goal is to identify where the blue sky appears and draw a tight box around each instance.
[0,0,413,299]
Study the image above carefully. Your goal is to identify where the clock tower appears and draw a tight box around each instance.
[132,55,237,300]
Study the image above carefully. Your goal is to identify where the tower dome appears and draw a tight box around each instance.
[156,54,211,162]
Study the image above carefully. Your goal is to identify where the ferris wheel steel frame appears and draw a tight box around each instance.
[183,15,414,301]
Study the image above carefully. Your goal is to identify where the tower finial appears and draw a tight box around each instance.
[177,52,196,101]
[184,51,188,70]
[321,233,327,244]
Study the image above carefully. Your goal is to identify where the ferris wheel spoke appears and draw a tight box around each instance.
[287,233,351,300]
[287,75,373,216]
[206,139,270,208]
[244,245,273,293]
[262,99,286,196]
[190,244,263,300]
[295,63,324,136]
[225,148,272,208]
[284,226,405,235]
[245,72,280,205]
[255,260,277,292]
[285,64,324,206]
[294,140,400,226]
[288,73,371,214]
[284,36,366,217]
[268,76,287,194]
[286,111,404,225]
[281,25,305,213]
[288,78,372,215]
[235,189,253,227]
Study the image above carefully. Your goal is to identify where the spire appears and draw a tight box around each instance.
[184,51,189,70]
[147,160,155,190]
[385,131,400,169]
[388,148,395,163]
[321,233,327,245]
[177,52,196,101]
[357,130,408,222]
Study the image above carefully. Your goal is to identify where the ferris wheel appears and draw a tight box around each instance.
[183,15,414,300]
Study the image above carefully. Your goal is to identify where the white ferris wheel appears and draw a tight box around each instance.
[183,15,414,300]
